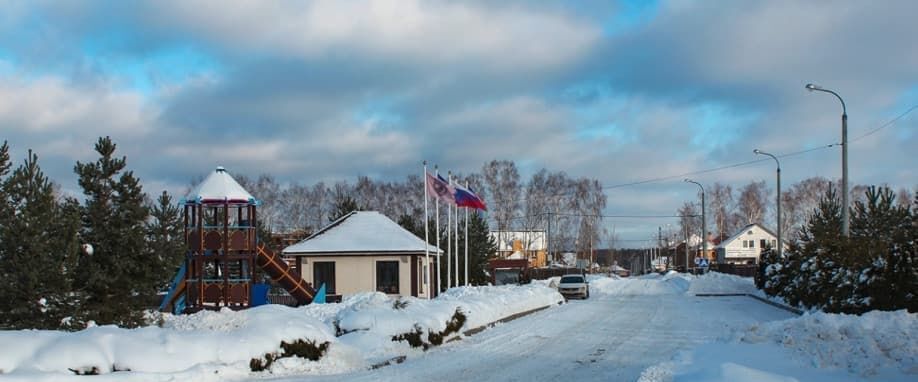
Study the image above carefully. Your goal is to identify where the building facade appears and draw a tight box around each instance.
[714,223,780,265]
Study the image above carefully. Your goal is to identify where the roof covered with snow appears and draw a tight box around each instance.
[282,211,442,256]
[184,166,256,204]
[715,223,778,249]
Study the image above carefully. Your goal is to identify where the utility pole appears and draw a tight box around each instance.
[546,211,552,265]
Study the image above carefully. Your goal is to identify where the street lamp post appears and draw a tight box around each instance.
[805,83,848,237]
[684,179,706,270]
[754,149,782,258]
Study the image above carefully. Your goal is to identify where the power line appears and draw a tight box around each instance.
[851,104,917,142]
[481,103,916,223]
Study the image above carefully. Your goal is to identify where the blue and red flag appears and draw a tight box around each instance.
[454,183,487,210]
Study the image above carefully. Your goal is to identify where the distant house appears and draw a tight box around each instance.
[714,223,781,265]
[282,211,441,300]
[489,230,547,267]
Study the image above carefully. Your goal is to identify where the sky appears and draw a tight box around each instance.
[1,0,916,243]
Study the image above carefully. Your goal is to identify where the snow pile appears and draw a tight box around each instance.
[687,272,760,295]
[589,272,691,295]
[639,310,918,381]
[583,271,760,297]
[0,304,336,376]
[739,309,917,377]
[0,284,562,379]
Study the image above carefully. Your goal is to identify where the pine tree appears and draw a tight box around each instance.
[329,195,360,222]
[460,211,497,286]
[73,137,151,327]
[147,191,185,290]
[848,187,916,313]
[0,149,80,329]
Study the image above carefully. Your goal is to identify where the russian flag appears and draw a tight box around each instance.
[454,183,487,210]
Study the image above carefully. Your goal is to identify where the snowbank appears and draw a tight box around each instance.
[0,304,336,377]
[583,271,758,296]
[0,284,562,379]
[639,310,918,382]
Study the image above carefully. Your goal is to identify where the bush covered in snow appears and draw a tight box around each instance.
[756,186,916,314]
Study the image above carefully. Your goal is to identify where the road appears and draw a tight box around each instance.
[279,292,796,381]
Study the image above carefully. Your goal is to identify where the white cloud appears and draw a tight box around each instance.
[147,0,600,75]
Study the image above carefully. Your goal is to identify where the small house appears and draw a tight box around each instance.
[714,223,781,265]
[282,211,441,300]
[489,230,547,267]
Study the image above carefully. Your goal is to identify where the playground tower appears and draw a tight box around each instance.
[183,166,260,311]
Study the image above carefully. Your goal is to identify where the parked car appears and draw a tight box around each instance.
[558,274,589,299]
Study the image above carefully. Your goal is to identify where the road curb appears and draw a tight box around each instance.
[694,293,802,315]
[370,303,556,369]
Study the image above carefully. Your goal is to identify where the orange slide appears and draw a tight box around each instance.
[255,244,315,305]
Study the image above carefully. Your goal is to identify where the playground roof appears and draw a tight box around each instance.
[282,211,442,256]
[184,166,256,204]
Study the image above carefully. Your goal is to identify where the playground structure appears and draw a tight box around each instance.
[160,167,314,314]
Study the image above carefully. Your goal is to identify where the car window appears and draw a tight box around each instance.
[560,276,583,283]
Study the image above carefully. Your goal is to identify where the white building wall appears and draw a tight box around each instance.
[717,225,779,264]
[297,254,423,298]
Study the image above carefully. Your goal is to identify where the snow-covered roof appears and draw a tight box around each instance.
[282,211,442,256]
[184,166,256,204]
[714,223,778,249]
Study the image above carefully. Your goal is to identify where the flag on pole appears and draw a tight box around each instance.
[426,172,455,203]
[454,183,487,210]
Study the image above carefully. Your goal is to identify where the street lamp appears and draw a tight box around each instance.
[805,83,848,237]
[683,179,706,270]
[754,149,782,258]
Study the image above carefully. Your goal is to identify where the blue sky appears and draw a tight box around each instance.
[0,0,915,243]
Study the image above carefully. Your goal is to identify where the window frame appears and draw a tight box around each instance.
[313,261,336,295]
[376,260,400,294]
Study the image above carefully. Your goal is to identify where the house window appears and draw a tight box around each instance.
[376,261,399,294]
[760,239,767,249]
[772,240,777,248]
[742,240,748,248]
[750,240,755,248]
[313,261,336,295]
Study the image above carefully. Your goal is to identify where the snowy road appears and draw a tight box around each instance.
[276,293,796,382]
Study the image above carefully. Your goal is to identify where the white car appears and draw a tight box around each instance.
[558,274,589,299]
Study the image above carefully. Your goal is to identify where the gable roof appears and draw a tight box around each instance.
[282,211,442,256]
[715,223,778,249]
[184,166,256,204]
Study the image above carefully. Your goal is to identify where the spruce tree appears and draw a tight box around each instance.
[73,137,151,327]
[461,211,497,286]
[0,149,80,329]
[848,187,916,312]
[329,195,360,222]
[147,191,185,290]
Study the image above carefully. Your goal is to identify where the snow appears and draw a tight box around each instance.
[184,166,255,204]
[282,211,441,255]
[2,273,914,382]
[0,284,561,380]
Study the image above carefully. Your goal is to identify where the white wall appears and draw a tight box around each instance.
[718,225,778,264]
[296,254,433,299]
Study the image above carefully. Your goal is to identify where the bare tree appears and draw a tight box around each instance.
[737,180,771,227]
[708,182,737,239]
[677,201,701,242]
[482,160,521,232]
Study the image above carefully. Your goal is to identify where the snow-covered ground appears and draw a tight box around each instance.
[1,273,914,382]
[0,284,562,381]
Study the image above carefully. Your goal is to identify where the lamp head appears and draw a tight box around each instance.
[805,83,820,91]
[753,149,761,154]
[683,178,691,183]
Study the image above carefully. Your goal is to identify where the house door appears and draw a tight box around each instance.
[313,261,336,295]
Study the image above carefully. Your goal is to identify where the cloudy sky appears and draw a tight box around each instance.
[1,0,915,242]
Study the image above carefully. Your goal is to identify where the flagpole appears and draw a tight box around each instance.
[423,161,430,299]
[465,182,469,286]
[435,166,441,293]
[454,181,459,287]
[447,171,453,289]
